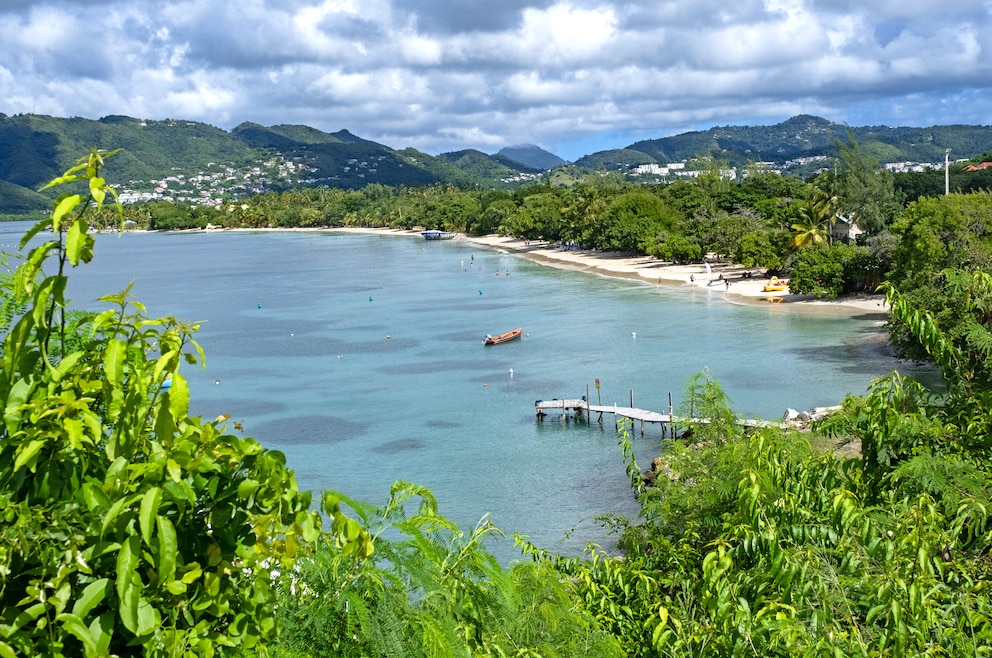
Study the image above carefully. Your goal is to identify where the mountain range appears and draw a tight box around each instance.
[2,112,991,216]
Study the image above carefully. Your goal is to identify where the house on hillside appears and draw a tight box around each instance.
[830,215,864,244]
[962,161,992,172]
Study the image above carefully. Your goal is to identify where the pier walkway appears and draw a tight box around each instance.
[534,398,785,436]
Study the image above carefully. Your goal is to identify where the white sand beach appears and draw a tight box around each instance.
[457,234,889,318]
[308,226,888,317]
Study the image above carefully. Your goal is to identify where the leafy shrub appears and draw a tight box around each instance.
[0,151,328,656]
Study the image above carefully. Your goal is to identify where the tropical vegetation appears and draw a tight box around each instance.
[2,140,992,656]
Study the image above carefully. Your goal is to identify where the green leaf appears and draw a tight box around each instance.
[139,488,162,547]
[166,580,187,595]
[72,578,111,619]
[135,595,159,636]
[166,459,182,482]
[82,482,111,513]
[51,350,84,382]
[116,537,141,633]
[13,438,46,472]
[156,516,178,585]
[101,493,141,536]
[51,194,82,232]
[237,479,259,499]
[57,613,100,657]
[18,216,53,250]
[181,565,202,584]
[90,612,115,656]
[4,377,33,435]
[103,339,126,386]
[168,372,190,420]
[66,218,95,266]
[90,176,107,208]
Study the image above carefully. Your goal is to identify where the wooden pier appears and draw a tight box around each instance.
[534,396,786,436]
[534,398,678,436]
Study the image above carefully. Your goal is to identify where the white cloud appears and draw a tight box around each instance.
[0,0,989,162]
[518,3,617,65]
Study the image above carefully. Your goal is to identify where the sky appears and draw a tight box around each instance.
[1,1,990,162]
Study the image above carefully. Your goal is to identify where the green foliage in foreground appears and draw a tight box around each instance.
[552,281,992,656]
[275,483,622,658]
[5,150,992,657]
[0,150,619,657]
[0,152,344,656]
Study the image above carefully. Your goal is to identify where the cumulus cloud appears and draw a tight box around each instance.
[0,0,989,160]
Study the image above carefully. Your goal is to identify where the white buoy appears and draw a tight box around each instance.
[509,368,514,376]
[214,379,220,385]
[632,331,636,338]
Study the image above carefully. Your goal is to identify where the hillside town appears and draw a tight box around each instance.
[116,155,319,206]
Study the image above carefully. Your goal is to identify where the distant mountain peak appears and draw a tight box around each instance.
[495,144,565,171]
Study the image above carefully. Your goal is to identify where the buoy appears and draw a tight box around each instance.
[483,383,488,387]
[509,368,514,376]
[386,335,391,339]
[214,379,220,385]
[257,303,261,309]
[369,296,373,302]
[632,332,636,338]
[479,290,483,295]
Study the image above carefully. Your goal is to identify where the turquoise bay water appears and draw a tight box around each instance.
[4,225,909,559]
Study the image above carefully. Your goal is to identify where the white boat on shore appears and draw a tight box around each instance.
[421,230,455,240]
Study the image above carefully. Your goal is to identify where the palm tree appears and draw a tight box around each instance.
[791,186,838,249]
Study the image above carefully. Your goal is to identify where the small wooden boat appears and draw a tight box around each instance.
[484,328,522,345]
[421,230,455,240]
[763,276,789,292]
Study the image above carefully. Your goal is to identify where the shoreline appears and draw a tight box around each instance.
[186,225,891,319]
[456,233,890,320]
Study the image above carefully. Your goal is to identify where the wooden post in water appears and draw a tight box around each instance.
[669,392,674,437]
[595,378,603,422]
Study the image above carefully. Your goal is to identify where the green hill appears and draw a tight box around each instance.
[0,113,546,216]
[3,112,992,217]
[496,144,565,170]
[573,148,657,170]
[614,115,992,168]
[437,149,540,184]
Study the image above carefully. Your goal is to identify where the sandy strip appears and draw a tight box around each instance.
[280,226,888,319]
[457,234,889,319]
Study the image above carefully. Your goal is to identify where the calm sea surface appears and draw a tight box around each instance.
[2,224,908,560]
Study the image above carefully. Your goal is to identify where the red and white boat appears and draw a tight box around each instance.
[483,328,522,345]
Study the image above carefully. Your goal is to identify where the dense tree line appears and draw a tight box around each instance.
[3,148,992,656]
